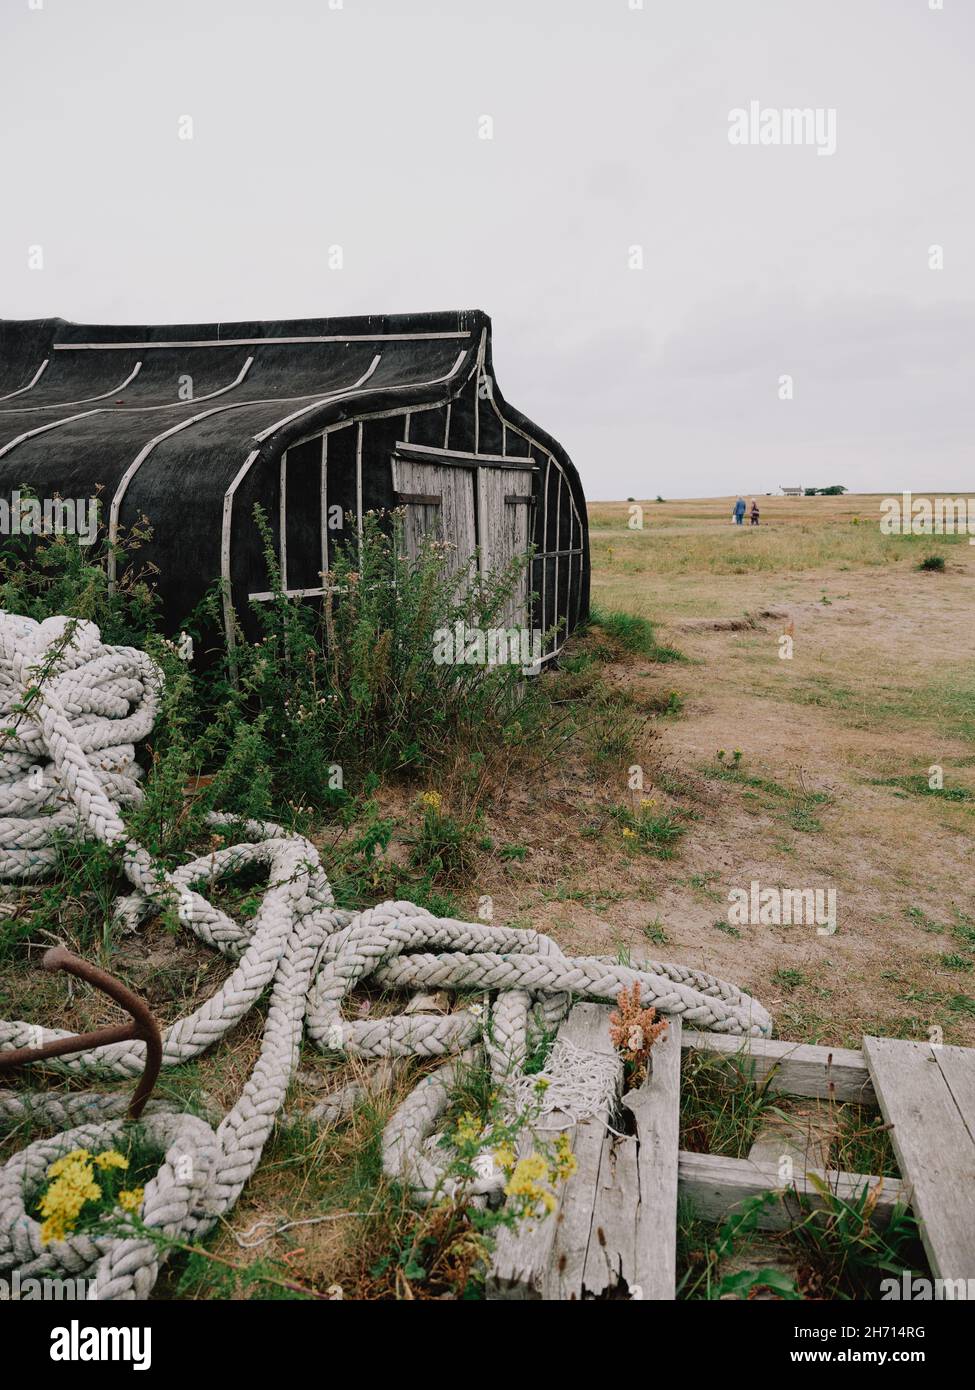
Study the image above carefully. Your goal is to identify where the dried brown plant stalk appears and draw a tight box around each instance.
[608,983,669,1088]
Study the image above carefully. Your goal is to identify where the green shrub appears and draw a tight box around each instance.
[404,792,480,885]
[611,800,685,858]
[588,605,685,662]
[1,511,559,821]
[231,508,559,792]
[0,515,161,648]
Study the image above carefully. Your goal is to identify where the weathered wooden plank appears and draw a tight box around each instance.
[478,464,533,627]
[932,1045,975,1148]
[542,1004,620,1301]
[747,1107,836,1173]
[578,1014,682,1300]
[678,1150,907,1232]
[863,1035,975,1279]
[630,1013,681,1300]
[484,1126,559,1300]
[395,491,441,506]
[682,1029,876,1105]
[487,1002,619,1300]
[392,457,477,581]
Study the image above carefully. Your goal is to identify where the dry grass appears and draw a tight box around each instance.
[589,491,975,1049]
[590,492,974,588]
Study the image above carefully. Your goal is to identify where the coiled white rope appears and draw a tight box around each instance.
[0,612,771,1298]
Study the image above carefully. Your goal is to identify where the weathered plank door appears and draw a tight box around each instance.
[477,466,534,628]
[391,457,478,596]
[392,451,535,627]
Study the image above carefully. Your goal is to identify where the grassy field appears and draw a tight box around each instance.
[2,494,973,1298]
[589,492,975,1047]
[590,492,974,585]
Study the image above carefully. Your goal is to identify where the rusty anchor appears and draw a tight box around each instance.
[0,947,162,1120]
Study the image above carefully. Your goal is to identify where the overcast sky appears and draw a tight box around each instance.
[2,0,972,498]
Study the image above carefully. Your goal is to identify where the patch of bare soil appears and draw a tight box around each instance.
[677,609,787,632]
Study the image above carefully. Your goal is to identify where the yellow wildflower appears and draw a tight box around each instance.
[117,1187,144,1213]
[493,1142,517,1174]
[36,1162,102,1245]
[506,1175,543,1204]
[505,1152,560,1219]
[40,1214,68,1245]
[93,1149,129,1172]
[41,1172,100,1212]
[454,1111,482,1146]
[622,826,637,839]
[420,791,443,811]
[506,1153,548,1190]
[47,1149,91,1179]
[44,1161,92,1194]
[551,1133,578,1181]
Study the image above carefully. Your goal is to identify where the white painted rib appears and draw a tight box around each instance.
[395,440,520,465]
[0,359,48,402]
[279,451,288,591]
[221,349,471,656]
[555,471,562,643]
[249,585,330,602]
[0,358,255,468]
[474,327,486,454]
[219,359,389,653]
[355,422,364,564]
[288,399,442,454]
[249,348,467,444]
[133,354,254,411]
[490,389,586,656]
[490,401,583,536]
[107,355,352,580]
[223,449,260,663]
[54,331,471,351]
[0,410,101,461]
[1,361,142,414]
[319,435,328,580]
[108,408,235,580]
[541,457,550,641]
[252,355,380,441]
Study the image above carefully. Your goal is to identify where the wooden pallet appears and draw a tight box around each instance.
[863,1035,975,1282]
[486,1007,970,1300]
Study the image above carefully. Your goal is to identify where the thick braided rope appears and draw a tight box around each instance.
[0,611,771,1299]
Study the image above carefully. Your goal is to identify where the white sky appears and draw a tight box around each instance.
[2,0,972,498]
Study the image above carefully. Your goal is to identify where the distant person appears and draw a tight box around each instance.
[733,496,746,525]
[750,498,760,526]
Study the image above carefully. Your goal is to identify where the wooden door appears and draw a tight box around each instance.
[391,457,477,583]
[478,466,534,628]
